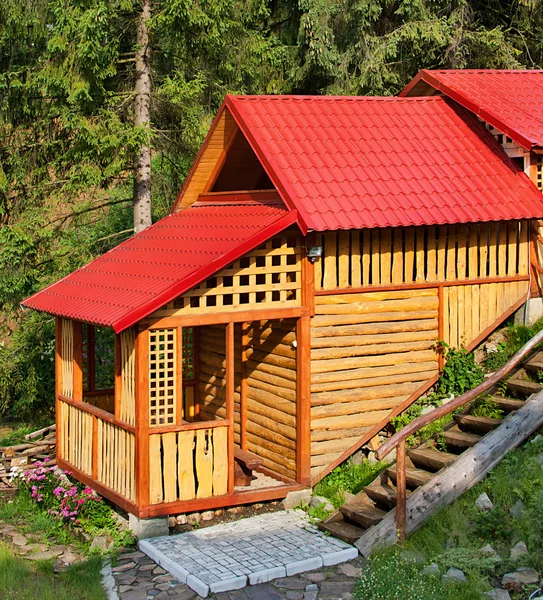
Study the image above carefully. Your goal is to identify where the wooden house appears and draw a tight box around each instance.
[22,74,543,520]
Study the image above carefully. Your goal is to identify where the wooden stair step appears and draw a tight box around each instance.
[340,503,387,529]
[318,519,365,545]
[523,352,543,372]
[488,395,525,413]
[453,414,502,434]
[506,379,543,396]
[386,465,433,488]
[443,429,482,449]
[364,483,405,508]
[408,447,457,471]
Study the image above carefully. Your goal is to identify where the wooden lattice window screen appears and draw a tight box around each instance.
[61,319,74,398]
[149,329,177,426]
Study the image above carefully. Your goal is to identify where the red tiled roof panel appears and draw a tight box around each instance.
[228,95,543,231]
[402,70,543,148]
[22,203,295,331]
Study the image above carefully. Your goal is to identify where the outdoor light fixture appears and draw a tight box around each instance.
[307,246,323,263]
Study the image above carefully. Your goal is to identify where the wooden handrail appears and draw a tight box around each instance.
[377,327,543,542]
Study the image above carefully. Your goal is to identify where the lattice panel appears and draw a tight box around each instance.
[151,233,301,317]
[149,329,177,426]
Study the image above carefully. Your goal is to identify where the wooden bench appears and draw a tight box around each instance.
[234,448,263,486]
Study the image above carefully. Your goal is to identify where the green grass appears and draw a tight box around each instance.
[0,541,106,600]
[0,425,38,447]
[354,430,543,600]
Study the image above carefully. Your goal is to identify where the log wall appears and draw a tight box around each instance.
[245,319,297,479]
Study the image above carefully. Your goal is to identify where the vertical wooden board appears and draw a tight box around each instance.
[415,229,425,281]
[313,233,323,290]
[351,231,361,288]
[457,227,467,279]
[480,283,489,331]
[177,431,196,500]
[498,223,508,276]
[427,227,436,281]
[469,226,478,279]
[212,427,228,496]
[362,230,371,286]
[437,226,447,281]
[479,225,489,278]
[488,224,498,277]
[508,222,518,276]
[97,419,102,483]
[338,231,350,288]
[519,221,529,275]
[442,286,450,346]
[162,432,178,503]
[496,282,505,318]
[195,429,213,498]
[371,230,381,284]
[472,284,480,340]
[488,283,498,323]
[380,229,392,285]
[391,229,404,284]
[449,286,458,348]
[404,228,415,283]
[323,232,337,289]
[149,434,163,505]
[446,226,457,280]
[463,285,472,345]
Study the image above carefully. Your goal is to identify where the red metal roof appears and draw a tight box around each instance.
[401,69,543,149]
[226,94,543,232]
[22,203,296,332]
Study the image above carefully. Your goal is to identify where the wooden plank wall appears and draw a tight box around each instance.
[245,319,297,479]
[59,401,94,477]
[119,328,136,426]
[97,420,136,502]
[198,324,242,444]
[310,290,439,479]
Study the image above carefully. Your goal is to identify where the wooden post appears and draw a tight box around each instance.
[226,322,235,495]
[114,333,122,419]
[135,326,150,514]
[88,325,96,392]
[55,318,63,462]
[302,234,316,316]
[240,322,249,449]
[437,284,445,370]
[73,321,83,402]
[296,315,311,485]
[176,325,184,424]
[396,439,407,543]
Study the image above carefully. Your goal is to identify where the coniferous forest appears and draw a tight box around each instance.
[1,0,542,419]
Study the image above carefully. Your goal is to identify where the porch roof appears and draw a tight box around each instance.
[22,202,296,332]
[401,69,543,150]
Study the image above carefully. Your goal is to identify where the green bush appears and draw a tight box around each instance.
[437,343,484,398]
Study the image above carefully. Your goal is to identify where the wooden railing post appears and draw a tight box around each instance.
[240,322,249,450]
[396,439,407,543]
[226,322,235,495]
[73,321,83,402]
[135,327,150,515]
[55,318,63,462]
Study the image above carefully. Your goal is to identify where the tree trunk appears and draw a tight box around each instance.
[133,0,152,234]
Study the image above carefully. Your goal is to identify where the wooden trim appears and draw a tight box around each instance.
[72,321,83,402]
[314,274,530,296]
[114,333,121,419]
[197,190,281,204]
[240,322,249,450]
[57,458,139,516]
[58,395,135,433]
[55,318,62,462]
[143,307,308,329]
[135,327,150,509]
[148,419,229,434]
[226,322,235,495]
[87,325,95,392]
[296,315,311,485]
[144,482,303,518]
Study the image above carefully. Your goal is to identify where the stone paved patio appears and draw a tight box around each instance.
[138,511,358,597]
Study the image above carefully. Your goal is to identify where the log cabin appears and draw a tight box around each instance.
[22,71,543,520]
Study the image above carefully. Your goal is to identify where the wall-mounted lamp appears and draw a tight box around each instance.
[307,246,323,264]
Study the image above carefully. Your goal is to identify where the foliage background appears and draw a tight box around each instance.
[1,0,542,419]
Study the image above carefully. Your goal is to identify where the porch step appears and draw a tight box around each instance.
[507,378,543,397]
[488,395,525,413]
[318,518,365,545]
[442,428,482,450]
[340,500,387,529]
[386,465,433,488]
[453,414,502,434]
[408,447,457,472]
[364,483,405,509]
[523,352,543,373]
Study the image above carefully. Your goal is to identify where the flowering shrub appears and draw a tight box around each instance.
[13,460,101,526]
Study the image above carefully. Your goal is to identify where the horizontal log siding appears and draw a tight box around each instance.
[314,221,530,291]
[310,290,440,479]
[245,319,297,479]
[198,324,241,444]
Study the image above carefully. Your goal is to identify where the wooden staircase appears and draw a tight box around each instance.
[320,350,543,549]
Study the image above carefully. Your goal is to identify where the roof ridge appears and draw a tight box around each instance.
[228,94,446,102]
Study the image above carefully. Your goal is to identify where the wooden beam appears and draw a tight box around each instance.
[135,327,150,509]
[72,321,83,402]
[240,322,249,450]
[176,326,184,424]
[226,322,235,495]
[296,315,311,486]
[55,318,63,463]
[87,325,95,392]
[114,333,121,419]
[357,389,543,556]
